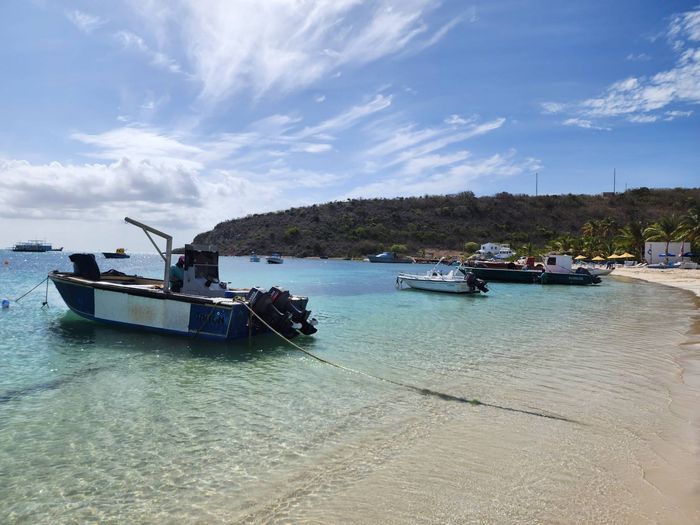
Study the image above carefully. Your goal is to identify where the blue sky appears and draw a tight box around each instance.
[1,1,699,251]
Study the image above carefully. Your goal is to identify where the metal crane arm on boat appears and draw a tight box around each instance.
[124,216,174,292]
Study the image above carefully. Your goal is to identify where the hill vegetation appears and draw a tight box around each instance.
[192,187,700,258]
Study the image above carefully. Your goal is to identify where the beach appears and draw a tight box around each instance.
[612,267,700,299]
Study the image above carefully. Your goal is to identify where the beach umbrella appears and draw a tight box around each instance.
[591,255,605,261]
[620,252,635,258]
[607,254,620,259]
[574,255,587,260]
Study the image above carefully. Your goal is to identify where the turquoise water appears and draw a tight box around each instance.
[0,251,698,524]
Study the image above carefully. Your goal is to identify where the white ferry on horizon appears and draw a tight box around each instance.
[12,240,63,252]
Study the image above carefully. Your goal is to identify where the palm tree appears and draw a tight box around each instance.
[581,220,599,238]
[599,217,617,240]
[616,221,646,262]
[644,215,681,260]
[677,205,700,248]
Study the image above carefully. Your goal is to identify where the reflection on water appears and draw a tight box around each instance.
[0,253,698,524]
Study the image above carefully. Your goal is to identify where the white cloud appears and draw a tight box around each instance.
[130,0,443,103]
[664,109,693,120]
[626,52,651,61]
[541,102,565,114]
[344,152,539,199]
[294,94,392,139]
[628,114,658,123]
[548,6,700,129]
[115,30,183,74]
[71,126,203,169]
[562,118,611,131]
[0,157,200,221]
[444,114,468,125]
[66,10,105,33]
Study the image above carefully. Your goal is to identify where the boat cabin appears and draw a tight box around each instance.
[543,254,573,274]
[181,243,229,297]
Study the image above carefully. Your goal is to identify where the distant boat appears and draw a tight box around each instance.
[250,252,260,262]
[103,248,130,259]
[12,240,61,252]
[266,253,284,264]
[368,251,415,263]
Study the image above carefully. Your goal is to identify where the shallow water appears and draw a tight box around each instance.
[0,251,698,524]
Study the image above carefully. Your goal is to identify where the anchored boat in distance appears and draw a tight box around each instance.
[49,217,317,342]
[12,240,63,252]
[102,248,130,259]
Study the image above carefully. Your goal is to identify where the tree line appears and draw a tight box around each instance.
[192,187,700,259]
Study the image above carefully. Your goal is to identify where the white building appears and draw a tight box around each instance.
[477,243,515,260]
[644,241,692,264]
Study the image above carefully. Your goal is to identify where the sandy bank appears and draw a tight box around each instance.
[611,267,700,299]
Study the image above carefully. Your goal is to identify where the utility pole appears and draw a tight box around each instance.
[535,172,538,196]
[613,168,616,194]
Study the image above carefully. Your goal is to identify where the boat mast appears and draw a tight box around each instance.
[124,217,173,291]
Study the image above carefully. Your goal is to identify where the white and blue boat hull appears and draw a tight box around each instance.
[49,274,309,341]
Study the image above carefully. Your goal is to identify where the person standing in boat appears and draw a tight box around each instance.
[170,256,185,292]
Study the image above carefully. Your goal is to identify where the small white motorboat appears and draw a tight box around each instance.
[397,259,488,294]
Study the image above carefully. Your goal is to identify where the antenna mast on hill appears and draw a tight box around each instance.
[535,172,538,196]
[613,168,616,194]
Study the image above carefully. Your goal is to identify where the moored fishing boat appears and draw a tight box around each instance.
[48,218,317,341]
[539,254,601,285]
[250,252,260,262]
[466,257,543,283]
[397,259,489,294]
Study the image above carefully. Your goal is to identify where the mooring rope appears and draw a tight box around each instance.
[236,299,576,423]
[13,276,49,304]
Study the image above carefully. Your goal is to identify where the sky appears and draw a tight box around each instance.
[1,1,699,251]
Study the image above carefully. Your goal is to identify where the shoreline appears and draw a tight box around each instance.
[611,266,700,300]
[612,266,700,523]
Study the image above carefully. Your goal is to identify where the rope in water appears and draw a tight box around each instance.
[236,299,577,423]
[14,276,50,306]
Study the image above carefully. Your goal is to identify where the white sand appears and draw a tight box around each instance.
[611,266,700,299]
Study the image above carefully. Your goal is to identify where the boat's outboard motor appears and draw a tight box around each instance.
[248,287,317,338]
[268,287,318,335]
[474,277,489,293]
[69,253,101,281]
[464,270,489,293]
[575,267,602,284]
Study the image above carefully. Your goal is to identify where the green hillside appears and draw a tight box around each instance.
[192,187,700,257]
